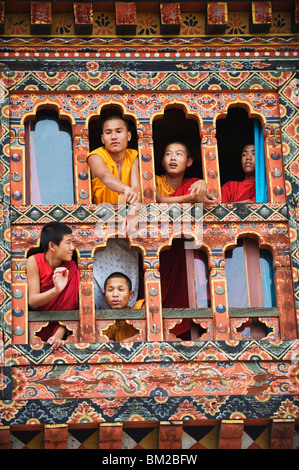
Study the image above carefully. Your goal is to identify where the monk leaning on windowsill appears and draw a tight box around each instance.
[26,222,80,350]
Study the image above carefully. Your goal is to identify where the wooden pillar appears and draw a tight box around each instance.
[144,266,163,341]
[10,123,26,206]
[159,421,183,449]
[72,124,91,204]
[275,267,298,339]
[264,123,286,203]
[137,123,155,204]
[99,423,123,449]
[218,420,244,449]
[0,427,10,449]
[270,419,295,449]
[201,125,221,202]
[44,424,68,449]
[209,266,230,340]
[77,256,96,343]
[11,271,28,344]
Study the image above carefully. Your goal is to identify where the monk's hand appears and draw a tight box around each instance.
[189,179,207,198]
[197,191,217,205]
[53,267,69,293]
[124,187,140,205]
[47,335,65,350]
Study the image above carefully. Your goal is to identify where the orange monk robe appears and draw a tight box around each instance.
[103,299,145,342]
[88,146,138,204]
[156,175,199,198]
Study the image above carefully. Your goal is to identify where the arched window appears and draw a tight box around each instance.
[225,237,276,308]
[25,109,74,204]
[225,237,276,338]
[217,107,268,203]
[160,239,210,340]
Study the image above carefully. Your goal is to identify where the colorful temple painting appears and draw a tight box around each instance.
[0,0,299,450]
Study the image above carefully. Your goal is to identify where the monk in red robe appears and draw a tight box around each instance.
[221,144,255,202]
[156,141,214,338]
[26,222,80,349]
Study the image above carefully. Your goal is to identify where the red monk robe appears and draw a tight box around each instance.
[221,180,256,203]
[33,252,80,342]
[160,177,200,339]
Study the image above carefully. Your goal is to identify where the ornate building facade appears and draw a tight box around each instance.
[0,0,299,449]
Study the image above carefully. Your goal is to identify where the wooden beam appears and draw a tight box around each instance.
[44,424,68,449]
[0,427,10,449]
[270,419,295,449]
[29,306,279,321]
[99,423,123,449]
[115,2,137,35]
[218,420,244,449]
[159,421,183,449]
[73,2,93,35]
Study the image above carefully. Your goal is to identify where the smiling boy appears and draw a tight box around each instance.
[26,222,80,350]
[87,115,141,205]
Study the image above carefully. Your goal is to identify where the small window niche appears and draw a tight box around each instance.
[225,237,276,339]
[160,238,210,341]
[93,237,145,343]
[25,109,75,205]
[88,106,138,153]
[153,107,202,181]
[217,107,268,203]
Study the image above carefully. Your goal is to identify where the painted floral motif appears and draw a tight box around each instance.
[68,401,102,423]
[181,14,201,35]
[275,398,299,419]
[6,15,29,35]
[226,14,246,35]
[0,399,28,422]
[137,14,158,36]
[55,19,72,35]
[94,14,114,35]
[270,14,287,33]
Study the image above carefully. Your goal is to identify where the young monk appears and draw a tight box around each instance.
[221,144,256,202]
[103,272,144,342]
[87,115,141,307]
[156,141,214,339]
[156,140,215,204]
[87,115,141,205]
[26,222,80,350]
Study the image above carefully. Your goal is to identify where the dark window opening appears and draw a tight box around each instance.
[160,238,210,340]
[216,107,254,186]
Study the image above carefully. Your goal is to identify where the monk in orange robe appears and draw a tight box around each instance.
[156,141,215,204]
[87,115,141,205]
[103,272,144,342]
[26,222,80,349]
[221,144,256,202]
